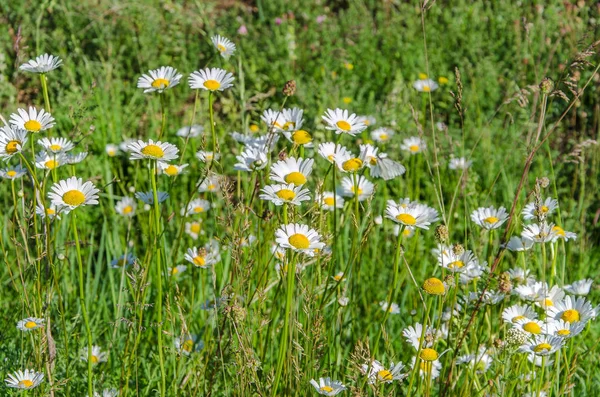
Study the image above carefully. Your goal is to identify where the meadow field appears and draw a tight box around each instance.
[1,0,600,396]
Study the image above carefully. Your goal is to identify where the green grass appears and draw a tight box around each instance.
[1,0,600,396]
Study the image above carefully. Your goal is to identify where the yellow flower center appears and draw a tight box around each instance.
[46,208,55,215]
[343,97,352,104]
[552,226,565,236]
[540,205,549,213]
[6,170,17,177]
[6,140,21,153]
[24,120,42,132]
[63,190,86,206]
[107,149,116,156]
[533,343,552,353]
[448,260,464,269]
[288,233,310,249]
[45,160,58,169]
[523,322,541,334]
[203,79,221,90]
[336,120,351,131]
[141,144,165,158]
[350,186,363,196]
[422,85,431,92]
[183,339,194,352]
[439,77,449,84]
[409,145,420,152]
[557,329,570,336]
[193,255,206,267]
[396,213,416,225]
[91,355,99,364]
[151,78,170,88]
[379,133,388,141]
[423,278,445,295]
[561,309,580,323]
[284,172,306,185]
[324,197,335,206]
[24,321,38,329]
[207,184,216,190]
[320,386,334,392]
[512,315,525,323]
[292,130,312,145]
[190,223,201,234]
[419,73,428,79]
[377,369,393,381]
[18,380,34,388]
[164,165,179,176]
[333,274,343,281]
[49,144,62,151]
[171,267,179,275]
[217,44,226,53]
[249,124,259,133]
[342,158,363,172]
[327,154,335,162]
[543,298,554,307]
[193,206,204,213]
[420,348,439,361]
[282,121,296,130]
[122,205,133,214]
[484,216,499,224]
[276,189,296,201]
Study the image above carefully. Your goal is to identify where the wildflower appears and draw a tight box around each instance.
[38,137,74,153]
[115,197,137,217]
[546,319,586,338]
[185,221,203,240]
[66,151,88,165]
[309,377,346,396]
[438,249,480,273]
[522,222,557,243]
[505,236,534,252]
[81,346,108,364]
[196,150,220,164]
[410,355,442,379]
[237,25,248,35]
[48,176,100,211]
[339,176,374,202]
[413,79,439,92]
[128,139,179,161]
[317,192,345,211]
[94,389,119,397]
[10,106,55,133]
[519,335,564,356]
[260,183,311,206]
[502,304,537,324]
[0,126,28,160]
[169,265,188,276]
[385,200,439,229]
[403,323,438,350]
[19,53,62,73]
[400,136,426,154]
[270,157,314,186]
[522,197,558,220]
[177,125,204,138]
[158,161,188,176]
[182,199,211,216]
[564,279,593,296]
[135,191,169,205]
[379,301,400,314]
[35,151,67,170]
[359,115,376,126]
[514,318,546,335]
[184,242,220,268]
[371,127,394,143]
[36,203,60,220]
[438,76,449,85]
[16,317,45,331]
[211,35,236,59]
[506,267,535,285]
[550,225,577,241]
[322,108,367,136]
[283,129,313,147]
[361,360,408,384]
[111,253,135,269]
[5,369,44,390]
[317,142,351,164]
[189,68,234,91]
[175,334,203,355]
[1,164,27,180]
[449,157,472,170]
[359,144,406,180]
[234,147,268,172]
[470,206,509,230]
[137,66,182,93]
[547,296,596,324]
[282,80,296,96]
[423,277,445,295]
[275,223,325,256]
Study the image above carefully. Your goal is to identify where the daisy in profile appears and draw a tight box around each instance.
[403,323,438,350]
[10,107,55,133]
[234,147,268,172]
[115,197,137,217]
[505,236,534,252]
[275,223,324,256]
[175,334,203,355]
[501,304,537,324]
[35,152,66,170]
[169,265,187,276]
[184,243,220,268]
[261,109,285,132]
[309,377,346,396]
[522,197,558,220]
[0,126,28,160]
[371,127,394,143]
[280,107,305,131]
[1,164,27,180]
[546,319,586,338]
[20,53,62,73]
[358,115,376,126]
[359,144,406,180]
[536,285,565,309]
[260,183,311,206]
[519,335,564,356]
[94,389,119,397]
[196,150,220,164]
[38,137,74,154]
[547,296,596,324]
[111,253,136,269]
[362,360,408,384]
[317,142,351,164]
[177,124,204,138]
[564,279,593,296]
[36,203,60,220]
[471,206,508,230]
[550,225,577,241]
[16,317,45,331]
[270,157,314,186]
[128,139,179,161]
[198,175,221,193]
[339,176,374,202]
[119,139,134,153]
[135,191,169,205]
[413,78,439,92]
[104,144,119,157]
[379,301,400,314]
[137,66,182,93]
[181,198,211,215]
[81,345,108,364]
[66,151,88,165]
[48,176,99,210]
[317,192,344,211]
[385,200,439,229]
[400,136,426,154]
[185,220,203,240]
[5,369,44,390]
[449,157,472,170]
[189,68,234,91]
[158,161,188,176]
[322,108,367,136]
[211,34,236,59]
[521,222,557,243]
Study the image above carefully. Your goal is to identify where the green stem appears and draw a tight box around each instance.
[209,91,217,156]
[158,93,167,140]
[40,73,51,113]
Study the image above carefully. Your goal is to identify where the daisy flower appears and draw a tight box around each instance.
[309,377,346,396]
[361,360,408,384]
[379,301,400,314]
[1,164,27,180]
[128,139,179,161]
[197,175,221,193]
[260,183,311,206]
[317,192,345,211]
[438,249,480,273]
[189,67,234,91]
[231,131,278,151]
[19,53,62,73]
[403,322,438,350]
[359,144,406,180]
[234,147,268,172]
[502,304,537,324]
[334,149,364,173]
[505,236,534,252]
[317,142,351,164]
[359,115,376,126]
[16,317,45,331]
[94,389,119,397]
[10,107,55,133]
[177,124,204,138]
[137,66,182,93]
[385,200,439,229]
[283,129,313,147]
[5,369,44,390]
[115,197,137,217]
[66,152,88,165]
[371,127,394,143]
[48,176,99,210]
[470,206,509,230]
[38,137,74,154]
[119,139,134,152]
[449,157,472,170]
[535,285,565,310]
[135,191,169,205]
[175,334,203,355]
[413,79,439,92]
[211,34,236,59]
[522,197,558,221]
[270,157,314,186]
[169,265,188,276]
[35,151,66,170]
[261,109,285,132]
[181,198,211,216]
[322,108,367,136]
[81,345,108,364]
[521,222,557,243]
[519,335,564,356]
[111,253,135,269]
[506,267,535,285]
[400,136,426,154]
[0,125,28,160]
[564,279,593,296]
[185,220,203,240]
[158,161,188,176]
[280,107,305,131]
[550,225,577,241]
[514,318,546,335]
[36,203,60,220]
[546,319,586,338]
[184,243,220,268]
[275,223,325,256]
[339,176,374,202]
[196,150,220,163]
[410,355,442,379]
[547,296,596,324]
